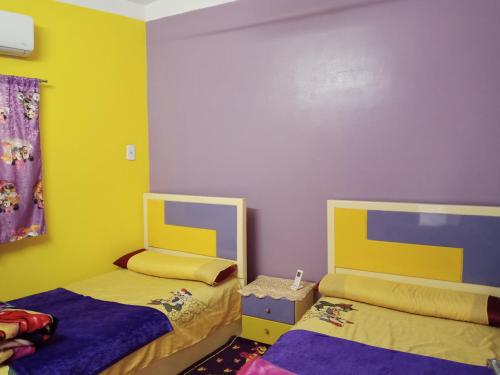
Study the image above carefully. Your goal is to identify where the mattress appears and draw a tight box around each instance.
[240,296,500,374]
[1,269,241,375]
[294,296,499,366]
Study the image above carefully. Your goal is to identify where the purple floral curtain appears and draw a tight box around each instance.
[0,75,45,243]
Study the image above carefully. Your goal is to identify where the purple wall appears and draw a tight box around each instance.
[146,0,500,282]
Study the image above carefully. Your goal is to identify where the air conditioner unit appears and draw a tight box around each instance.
[0,10,34,57]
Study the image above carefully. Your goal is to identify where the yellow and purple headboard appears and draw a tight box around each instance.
[327,200,500,297]
[144,193,247,285]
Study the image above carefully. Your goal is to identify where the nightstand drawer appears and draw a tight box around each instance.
[242,295,295,324]
[241,315,291,345]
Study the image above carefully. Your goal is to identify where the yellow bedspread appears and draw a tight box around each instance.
[1,270,240,375]
[294,296,500,367]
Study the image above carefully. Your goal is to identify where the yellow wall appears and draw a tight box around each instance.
[0,0,149,300]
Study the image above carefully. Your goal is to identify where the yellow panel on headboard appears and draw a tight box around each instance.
[147,199,217,257]
[334,208,463,282]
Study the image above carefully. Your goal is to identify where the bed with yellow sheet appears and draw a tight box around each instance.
[1,193,247,375]
[70,269,241,374]
[1,269,240,375]
[295,294,499,366]
[239,275,500,375]
[240,199,500,374]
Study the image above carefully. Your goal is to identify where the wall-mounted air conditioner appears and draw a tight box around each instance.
[0,10,34,57]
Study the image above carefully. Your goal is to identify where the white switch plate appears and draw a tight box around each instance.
[126,144,136,161]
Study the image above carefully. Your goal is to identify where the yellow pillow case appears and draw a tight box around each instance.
[113,249,237,286]
[319,273,499,327]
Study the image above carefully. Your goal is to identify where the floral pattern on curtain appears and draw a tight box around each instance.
[0,75,45,243]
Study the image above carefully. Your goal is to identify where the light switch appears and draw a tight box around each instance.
[126,144,136,161]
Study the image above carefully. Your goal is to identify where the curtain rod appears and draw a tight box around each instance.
[2,75,48,83]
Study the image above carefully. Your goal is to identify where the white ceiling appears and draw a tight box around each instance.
[127,0,158,5]
[57,0,235,21]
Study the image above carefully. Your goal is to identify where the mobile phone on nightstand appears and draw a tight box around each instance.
[291,269,303,291]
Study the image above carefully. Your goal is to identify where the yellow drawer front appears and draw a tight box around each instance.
[241,315,292,345]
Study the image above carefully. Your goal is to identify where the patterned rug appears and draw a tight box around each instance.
[179,336,270,374]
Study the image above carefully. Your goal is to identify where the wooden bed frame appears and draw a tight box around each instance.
[132,193,247,374]
[221,200,500,375]
[327,199,500,297]
[138,319,241,375]
[144,193,247,286]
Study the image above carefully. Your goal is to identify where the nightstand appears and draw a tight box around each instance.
[239,275,315,345]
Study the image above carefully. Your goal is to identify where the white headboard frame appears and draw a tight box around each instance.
[327,199,500,297]
[144,193,247,286]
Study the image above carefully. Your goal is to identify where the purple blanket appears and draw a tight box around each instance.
[254,330,491,375]
[8,288,173,375]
